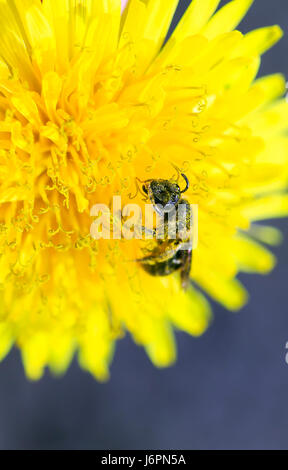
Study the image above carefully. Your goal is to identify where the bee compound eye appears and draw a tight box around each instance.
[142,185,148,194]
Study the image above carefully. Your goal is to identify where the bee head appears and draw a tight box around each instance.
[149,180,181,213]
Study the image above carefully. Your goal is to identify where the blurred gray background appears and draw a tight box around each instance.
[0,0,288,450]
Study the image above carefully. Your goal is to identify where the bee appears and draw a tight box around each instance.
[135,172,193,290]
[132,171,189,215]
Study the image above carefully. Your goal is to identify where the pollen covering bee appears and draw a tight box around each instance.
[134,171,193,290]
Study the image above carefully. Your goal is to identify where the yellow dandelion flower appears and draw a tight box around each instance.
[0,0,287,381]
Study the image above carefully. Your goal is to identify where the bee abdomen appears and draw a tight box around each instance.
[140,250,183,277]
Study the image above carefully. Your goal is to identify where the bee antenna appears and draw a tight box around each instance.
[170,163,181,182]
[128,177,148,200]
[180,173,189,193]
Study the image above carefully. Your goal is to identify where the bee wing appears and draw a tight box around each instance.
[180,247,193,290]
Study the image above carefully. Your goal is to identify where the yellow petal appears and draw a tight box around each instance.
[250,74,286,104]
[168,284,212,336]
[11,92,41,126]
[233,235,276,273]
[120,0,178,70]
[202,0,254,39]
[233,25,283,57]
[171,0,221,42]
[143,0,179,45]
[196,274,248,311]
[49,335,75,376]
[21,333,49,380]
[241,195,288,221]
[0,323,13,361]
[143,319,176,367]
[42,71,62,121]
[248,224,283,246]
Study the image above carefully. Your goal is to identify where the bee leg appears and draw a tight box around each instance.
[141,226,156,237]
[128,177,149,200]
[132,224,156,239]
[137,244,179,264]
